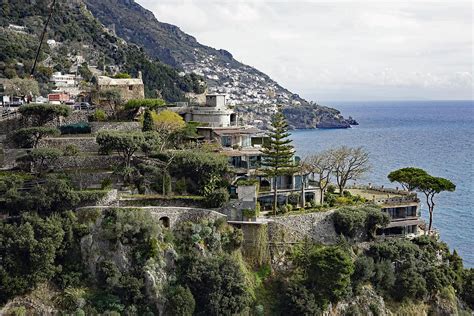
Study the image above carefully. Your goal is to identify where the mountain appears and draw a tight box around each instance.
[0,0,205,101]
[83,0,357,128]
[0,0,356,128]
[84,0,303,106]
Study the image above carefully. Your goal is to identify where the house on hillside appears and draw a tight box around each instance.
[96,73,145,101]
[348,186,425,238]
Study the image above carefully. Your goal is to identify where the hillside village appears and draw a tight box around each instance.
[0,1,472,315]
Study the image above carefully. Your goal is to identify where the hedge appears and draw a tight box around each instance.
[60,123,92,135]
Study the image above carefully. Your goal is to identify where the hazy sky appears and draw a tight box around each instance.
[136,0,473,102]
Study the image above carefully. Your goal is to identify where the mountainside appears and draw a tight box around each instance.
[0,0,205,101]
[84,0,303,106]
[83,0,357,128]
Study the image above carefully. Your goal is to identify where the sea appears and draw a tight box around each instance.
[290,100,474,267]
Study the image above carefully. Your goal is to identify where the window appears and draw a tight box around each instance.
[128,85,133,91]
[221,136,232,147]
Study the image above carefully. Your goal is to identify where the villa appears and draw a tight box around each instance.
[348,186,425,237]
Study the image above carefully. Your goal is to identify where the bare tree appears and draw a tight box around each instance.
[305,150,333,204]
[330,146,371,195]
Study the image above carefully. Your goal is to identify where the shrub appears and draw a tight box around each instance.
[101,178,113,190]
[174,178,187,195]
[178,255,250,315]
[165,285,195,316]
[63,144,80,156]
[333,207,366,238]
[352,256,375,292]
[461,269,474,309]
[203,188,229,208]
[333,206,389,239]
[325,193,337,207]
[327,184,336,194]
[90,109,107,122]
[76,190,109,206]
[124,99,166,110]
[60,123,91,135]
[282,283,321,316]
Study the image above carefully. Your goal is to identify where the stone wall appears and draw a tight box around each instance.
[59,110,91,126]
[50,155,122,171]
[77,206,226,229]
[0,148,28,169]
[38,137,98,152]
[90,121,141,134]
[268,211,338,244]
[0,115,23,134]
[67,170,118,189]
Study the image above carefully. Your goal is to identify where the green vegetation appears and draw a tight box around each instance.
[261,105,296,212]
[125,98,166,110]
[19,104,71,126]
[388,167,456,232]
[333,205,390,239]
[96,131,145,168]
[12,127,60,148]
[59,123,92,135]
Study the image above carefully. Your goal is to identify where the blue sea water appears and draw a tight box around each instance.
[290,100,474,267]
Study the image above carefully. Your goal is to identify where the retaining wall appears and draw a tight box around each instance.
[90,122,141,134]
[38,137,98,152]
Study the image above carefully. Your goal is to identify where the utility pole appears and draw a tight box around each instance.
[30,0,57,77]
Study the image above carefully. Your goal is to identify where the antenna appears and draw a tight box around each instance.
[30,0,57,77]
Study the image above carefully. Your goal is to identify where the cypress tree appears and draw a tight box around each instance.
[142,108,154,132]
[261,106,296,213]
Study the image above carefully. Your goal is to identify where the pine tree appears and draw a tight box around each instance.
[142,108,154,132]
[261,106,296,213]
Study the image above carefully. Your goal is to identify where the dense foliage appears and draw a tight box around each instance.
[333,205,390,239]
[19,104,71,126]
[12,127,60,148]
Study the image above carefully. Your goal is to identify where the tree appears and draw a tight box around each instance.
[330,146,371,195]
[261,106,296,213]
[151,110,186,150]
[142,109,154,132]
[19,104,71,126]
[165,285,195,316]
[4,78,40,97]
[0,214,65,304]
[388,167,429,191]
[413,174,455,233]
[305,150,333,204]
[12,127,60,148]
[96,131,145,168]
[178,255,250,315]
[303,246,354,307]
[22,148,63,175]
[99,88,123,119]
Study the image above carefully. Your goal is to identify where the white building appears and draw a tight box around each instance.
[50,72,82,97]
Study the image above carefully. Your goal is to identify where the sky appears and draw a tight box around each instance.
[136,0,473,102]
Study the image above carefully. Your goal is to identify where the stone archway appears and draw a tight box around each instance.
[159,216,170,228]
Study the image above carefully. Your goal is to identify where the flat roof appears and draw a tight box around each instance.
[386,219,424,228]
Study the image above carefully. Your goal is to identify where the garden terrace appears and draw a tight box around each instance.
[347,186,419,206]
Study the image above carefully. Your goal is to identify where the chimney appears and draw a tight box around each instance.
[138,71,143,80]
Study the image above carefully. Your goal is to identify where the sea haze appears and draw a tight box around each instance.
[290,100,474,267]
